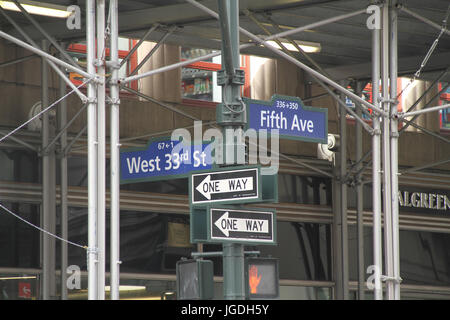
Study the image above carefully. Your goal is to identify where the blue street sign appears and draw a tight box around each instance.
[120,137,213,184]
[244,94,328,143]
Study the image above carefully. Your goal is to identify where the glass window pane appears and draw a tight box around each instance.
[182,68,214,101]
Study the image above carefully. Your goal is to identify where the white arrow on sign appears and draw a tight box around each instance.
[196,175,254,200]
[214,211,269,237]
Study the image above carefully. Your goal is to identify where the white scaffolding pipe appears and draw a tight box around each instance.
[0,30,93,81]
[339,82,349,300]
[398,5,450,37]
[119,24,159,68]
[86,0,98,301]
[381,2,394,300]
[399,119,450,145]
[355,81,365,300]
[59,62,68,301]
[371,8,383,300]
[399,103,450,118]
[389,2,401,300]
[247,10,374,131]
[262,9,368,41]
[41,39,51,300]
[96,0,107,301]
[11,0,80,69]
[128,26,176,77]
[109,0,121,301]
[400,158,450,174]
[0,7,88,102]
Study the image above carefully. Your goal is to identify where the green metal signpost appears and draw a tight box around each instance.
[182,0,282,300]
[217,0,252,300]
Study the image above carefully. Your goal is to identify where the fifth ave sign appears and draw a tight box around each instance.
[244,94,328,143]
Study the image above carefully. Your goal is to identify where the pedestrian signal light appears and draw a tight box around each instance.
[176,259,214,300]
[245,257,279,299]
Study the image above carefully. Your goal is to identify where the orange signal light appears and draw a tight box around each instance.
[249,265,262,294]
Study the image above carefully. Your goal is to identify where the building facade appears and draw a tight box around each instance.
[0,36,449,300]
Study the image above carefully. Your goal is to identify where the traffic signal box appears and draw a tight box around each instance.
[245,257,279,299]
[176,259,214,300]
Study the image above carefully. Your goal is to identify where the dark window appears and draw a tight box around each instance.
[0,203,40,268]
[121,178,188,195]
[349,226,450,286]
[65,157,110,188]
[65,207,192,274]
[0,149,39,183]
[66,156,88,187]
[278,174,331,205]
[399,230,450,286]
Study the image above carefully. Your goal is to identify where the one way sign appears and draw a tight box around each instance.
[209,207,276,244]
[190,167,260,205]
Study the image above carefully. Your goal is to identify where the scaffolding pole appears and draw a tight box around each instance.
[96,0,106,300]
[109,0,121,301]
[339,83,349,300]
[389,1,401,300]
[86,0,98,301]
[371,5,383,300]
[59,59,69,300]
[355,81,365,300]
[41,39,52,300]
[381,2,394,300]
